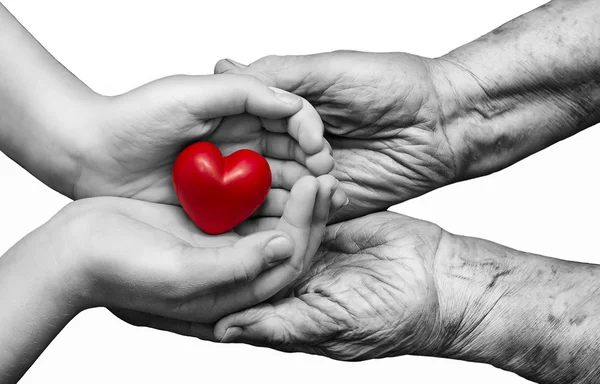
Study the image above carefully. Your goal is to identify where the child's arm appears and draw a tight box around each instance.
[0,3,95,196]
[0,3,342,210]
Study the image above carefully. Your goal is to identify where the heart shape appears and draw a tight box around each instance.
[172,142,272,235]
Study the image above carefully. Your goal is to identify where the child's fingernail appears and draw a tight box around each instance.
[220,326,243,343]
[225,58,247,68]
[266,236,294,261]
[270,87,301,105]
[343,197,350,207]
[331,181,339,197]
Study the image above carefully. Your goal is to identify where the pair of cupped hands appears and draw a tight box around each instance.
[42,51,463,360]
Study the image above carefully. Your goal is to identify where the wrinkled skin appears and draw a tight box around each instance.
[213,211,446,360]
[215,52,462,221]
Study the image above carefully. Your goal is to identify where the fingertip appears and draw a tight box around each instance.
[214,317,238,341]
[219,326,243,343]
[317,174,338,194]
[298,121,326,155]
[290,175,320,197]
[315,175,337,211]
[332,187,347,208]
[269,87,303,110]
[214,58,247,74]
[214,58,233,74]
[265,234,295,262]
[306,149,335,175]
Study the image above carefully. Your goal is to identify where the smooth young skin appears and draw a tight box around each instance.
[0,4,346,215]
[136,211,600,384]
[215,0,600,221]
[0,174,338,383]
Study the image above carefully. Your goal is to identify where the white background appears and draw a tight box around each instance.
[1,0,597,383]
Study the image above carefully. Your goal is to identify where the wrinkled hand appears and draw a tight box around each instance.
[211,211,448,360]
[59,175,338,327]
[215,52,463,221]
[72,74,346,215]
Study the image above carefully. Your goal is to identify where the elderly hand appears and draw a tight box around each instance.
[210,211,600,384]
[212,211,445,359]
[215,52,467,221]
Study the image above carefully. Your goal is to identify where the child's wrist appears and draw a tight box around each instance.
[42,91,108,199]
[35,205,101,311]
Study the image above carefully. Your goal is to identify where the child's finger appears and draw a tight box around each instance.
[305,174,337,259]
[261,91,324,155]
[263,134,333,176]
[329,189,349,219]
[306,147,335,175]
[164,74,303,120]
[262,132,307,164]
[267,158,312,190]
[270,174,336,301]
[186,176,320,321]
[177,230,295,293]
[251,189,289,218]
[234,218,279,236]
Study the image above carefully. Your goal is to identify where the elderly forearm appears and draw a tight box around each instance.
[434,0,600,180]
[433,233,600,383]
[0,3,99,197]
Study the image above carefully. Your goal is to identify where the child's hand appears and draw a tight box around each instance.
[70,74,346,217]
[71,175,336,321]
[0,174,337,380]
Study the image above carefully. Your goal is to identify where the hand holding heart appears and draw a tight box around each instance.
[99,174,338,327]
[60,73,347,329]
[70,74,345,218]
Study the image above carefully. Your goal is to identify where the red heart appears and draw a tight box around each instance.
[172,142,272,235]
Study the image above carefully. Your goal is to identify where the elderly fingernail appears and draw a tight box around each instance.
[225,58,247,68]
[220,326,243,343]
[269,87,301,105]
[266,236,294,261]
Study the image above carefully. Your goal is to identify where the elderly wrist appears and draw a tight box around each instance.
[425,57,489,183]
[432,233,600,383]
